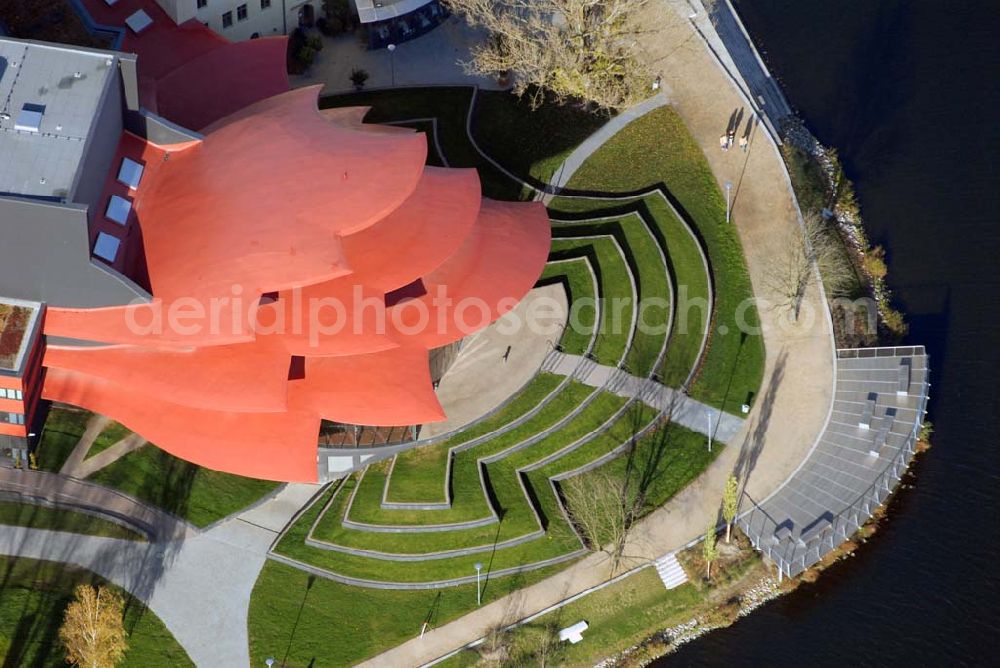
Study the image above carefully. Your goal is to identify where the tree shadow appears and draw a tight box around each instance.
[280,574,315,667]
[0,509,183,667]
[731,349,788,495]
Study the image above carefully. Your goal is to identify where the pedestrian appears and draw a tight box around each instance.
[502,345,512,362]
[720,134,729,151]
[739,135,748,152]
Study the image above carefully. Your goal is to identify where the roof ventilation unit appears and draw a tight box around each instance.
[14,103,45,133]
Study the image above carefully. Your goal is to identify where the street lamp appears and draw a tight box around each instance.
[724,181,733,223]
[706,411,712,453]
[387,43,396,87]
[474,562,483,606]
[265,658,275,668]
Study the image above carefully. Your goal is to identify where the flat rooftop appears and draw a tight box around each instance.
[0,297,42,374]
[353,0,435,23]
[0,38,116,200]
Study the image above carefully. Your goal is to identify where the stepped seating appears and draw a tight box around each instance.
[271,188,719,587]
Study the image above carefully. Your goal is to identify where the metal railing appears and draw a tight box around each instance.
[739,348,929,577]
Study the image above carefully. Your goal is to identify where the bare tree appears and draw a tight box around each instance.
[562,468,642,573]
[702,523,719,580]
[766,211,857,319]
[59,585,128,668]
[444,0,653,111]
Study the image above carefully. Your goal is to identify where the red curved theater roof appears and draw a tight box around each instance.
[80,0,290,130]
[42,84,551,482]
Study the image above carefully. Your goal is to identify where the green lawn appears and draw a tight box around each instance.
[385,373,564,505]
[568,421,724,531]
[561,106,765,414]
[87,444,279,528]
[247,559,576,667]
[0,501,144,541]
[471,88,610,192]
[550,236,635,367]
[444,568,702,667]
[549,194,711,388]
[279,397,654,584]
[320,88,521,200]
[552,214,672,376]
[320,87,606,202]
[538,258,598,356]
[86,421,131,459]
[384,379,592,513]
[345,388,617,529]
[0,557,191,667]
[34,407,89,473]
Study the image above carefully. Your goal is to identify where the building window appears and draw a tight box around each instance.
[261,0,271,8]
[237,4,248,21]
[197,0,207,8]
[222,11,233,27]
[3,412,24,425]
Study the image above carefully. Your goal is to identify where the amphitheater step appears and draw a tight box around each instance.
[653,551,688,590]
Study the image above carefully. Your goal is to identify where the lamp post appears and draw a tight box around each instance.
[265,658,275,667]
[706,411,712,453]
[724,181,733,223]
[387,43,396,87]
[474,562,483,606]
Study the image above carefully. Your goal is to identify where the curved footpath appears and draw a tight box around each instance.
[0,2,836,665]
[0,477,320,667]
[360,2,836,665]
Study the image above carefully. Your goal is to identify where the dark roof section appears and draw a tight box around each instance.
[0,195,149,307]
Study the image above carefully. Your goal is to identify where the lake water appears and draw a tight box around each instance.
[659,1,1000,664]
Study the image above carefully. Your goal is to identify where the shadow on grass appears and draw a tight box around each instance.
[280,575,316,668]
[0,517,184,666]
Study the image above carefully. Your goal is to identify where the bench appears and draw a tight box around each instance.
[859,392,877,430]
[558,621,589,644]
[897,358,912,396]
[868,408,897,459]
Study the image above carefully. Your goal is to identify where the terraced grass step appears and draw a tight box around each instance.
[553,106,765,414]
[549,193,711,389]
[385,372,564,505]
[537,257,599,356]
[275,482,584,584]
[567,421,723,517]
[345,390,626,534]
[278,400,662,583]
[374,380,597,519]
[550,236,636,368]
[552,213,673,377]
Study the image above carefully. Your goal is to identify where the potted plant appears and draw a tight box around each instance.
[350,68,370,91]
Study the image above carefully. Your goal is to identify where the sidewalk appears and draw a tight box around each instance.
[360,1,835,664]
[0,473,319,667]
[544,351,744,442]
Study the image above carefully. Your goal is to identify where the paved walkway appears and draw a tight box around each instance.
[422,284,568,438]
[0,473,320,667]
[0,468,191,541]
[291,17,498,94]
[1,3,836,664]
[703,0,793,137]
[70,433,147,479]
[361,1,836,664]
[543,351,744,442]
[58,413,109,477]
[541,92,669,203]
